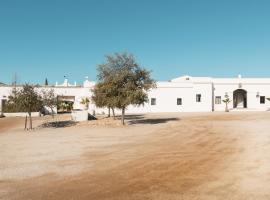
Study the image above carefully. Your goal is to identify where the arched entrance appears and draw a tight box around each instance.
[233,89,247,108]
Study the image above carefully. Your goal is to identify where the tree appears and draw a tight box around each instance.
[19,84,42,130]
[12,72,18,86]
[41,89,57,118]
[3,87,21,113]
[45,78,48,86]
[80,97,90,110]
[92,81,117,118]
[222,94,231,112]
[93,52,156,125]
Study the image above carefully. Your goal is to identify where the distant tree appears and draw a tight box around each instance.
[3,87,22,113]
[12,72,18,86]
[93,52,156,125]
[41,89,57,118]
[19,84,42,130]
[80,97,90,110]
[45,78,48,86]
[222,94,231,112]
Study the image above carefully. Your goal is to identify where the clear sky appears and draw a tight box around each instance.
[1,0,270,85]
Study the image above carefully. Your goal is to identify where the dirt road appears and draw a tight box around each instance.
[1,112,270,199]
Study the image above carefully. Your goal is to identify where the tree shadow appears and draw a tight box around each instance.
[128,117,180,125]
[40,120,78,128]
[115,114,145,120]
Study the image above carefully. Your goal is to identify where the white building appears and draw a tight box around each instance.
[1,75,270,115]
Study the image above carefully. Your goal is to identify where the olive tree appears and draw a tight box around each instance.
[41,89,57,118]
[3,87,22,113]
[92,81,116,118]
[92,52,156,125]
[19,84,42,130]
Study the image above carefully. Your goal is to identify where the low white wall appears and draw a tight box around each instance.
[71,110,88,121]
[3,112,40,117]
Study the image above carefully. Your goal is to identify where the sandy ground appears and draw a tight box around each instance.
[1,112,270,199]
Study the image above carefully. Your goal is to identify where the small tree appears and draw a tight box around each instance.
[3,87,22,113]
[41,89,57,118]
[222,94,231,112]
[80,97,90,110]
[45,78,48,86]
[19,84,42,130]
[93,52,156,125]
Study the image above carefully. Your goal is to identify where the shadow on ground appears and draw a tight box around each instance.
[114,114,180,125]
[39,120,78,128]
[115,114,145,120]
[88,114,97,120]
[128,117,180,125]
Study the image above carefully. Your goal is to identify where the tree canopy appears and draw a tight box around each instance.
[92,52,156,124]
[8,84,43,130]
[19,84,43,114]
[41,89,57,116]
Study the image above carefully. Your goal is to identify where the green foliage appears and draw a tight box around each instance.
[3,84,42,130]
[92,52,156,124]
[45,78,48,86]
[80,97,90,110]
[57,101,73,112]
[80,97,90,105]
[222,94,231,112]
[3,88,23,112]
[222,94,231,103]
[92,81,116,109]
[3,86,42,113]
[18,84,43,113]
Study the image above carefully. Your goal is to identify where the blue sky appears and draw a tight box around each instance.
[1,0,270,84]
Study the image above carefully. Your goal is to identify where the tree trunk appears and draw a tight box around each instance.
[112,108,115,119]
[24,115,28,130]
[225,103,229,112]
[121,107,125,125]
[51,108,54,118]
[108,107,111,117]
[29,112,32,130]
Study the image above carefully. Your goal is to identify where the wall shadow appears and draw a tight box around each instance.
[88,114,97,120]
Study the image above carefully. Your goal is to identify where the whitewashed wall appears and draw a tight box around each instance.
[2,76,270,115]
[0,85,93,113]
[213,78,270,111]
[118,81,213,113]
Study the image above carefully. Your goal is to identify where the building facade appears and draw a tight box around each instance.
[0,75,270,115]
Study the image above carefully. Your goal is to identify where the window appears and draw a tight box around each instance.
[177,98,182,105]
[215,96,221,104]
[196,94,201,102]
[260,96,265,104]
[151,98,156,105]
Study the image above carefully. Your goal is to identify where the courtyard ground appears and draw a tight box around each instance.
[1,112,270,199]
